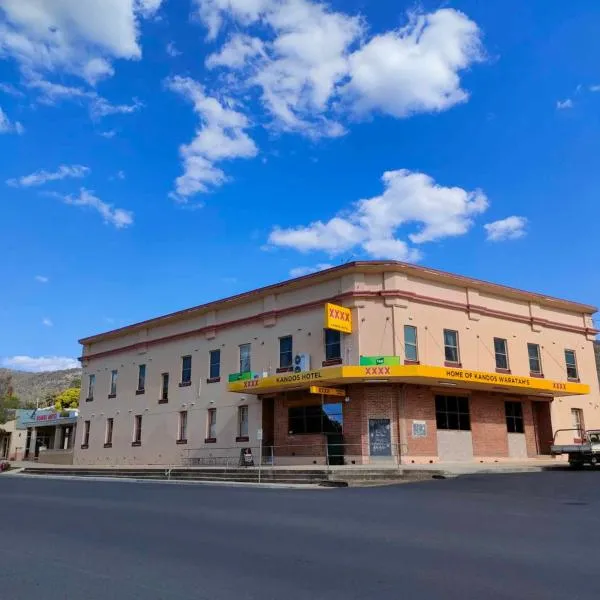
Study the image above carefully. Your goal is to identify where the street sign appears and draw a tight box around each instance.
[257,428,263,441]
[309,385,346,397]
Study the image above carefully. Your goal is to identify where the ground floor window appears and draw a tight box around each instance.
[571,408,585,435]
[238,405,249,438]
[505,401,524,433]
[435,395,470,431]
[288,403,343,435]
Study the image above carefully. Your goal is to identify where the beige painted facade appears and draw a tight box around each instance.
[1,418,27,461]
[75,261,600,466]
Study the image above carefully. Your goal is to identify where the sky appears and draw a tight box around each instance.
[1,0,600,372]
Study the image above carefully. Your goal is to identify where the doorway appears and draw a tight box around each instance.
[532,401,553,455]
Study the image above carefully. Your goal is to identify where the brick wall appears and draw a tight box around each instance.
[471,393,509,457]
[401,386,438,457]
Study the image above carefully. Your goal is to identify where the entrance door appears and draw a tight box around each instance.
[532,401,553,455]
[369,419,392,458]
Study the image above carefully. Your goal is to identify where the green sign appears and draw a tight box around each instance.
[359,356,401,366]
[228,372,255,383]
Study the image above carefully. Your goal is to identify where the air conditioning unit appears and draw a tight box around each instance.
[293,353,311,373]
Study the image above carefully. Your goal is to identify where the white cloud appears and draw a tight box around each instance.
[35,275,49,283]
[116,170,125,180]
[89,96,143,118]
[484,216,527,241]
[557,98,573,110]
[166,75,258,200]
[589,85,600,92]
[289,263,334,277]
[42,317,53,327]
[83,57,115,85]
[0,355,79,372]
[0,82,25,97]
[7,164,90,187]
[0,105,24,134]
[0,0,163,82]
[206,34,265,69]
[60,188,134,228]
[99,129,117,138]
[166,41,181,57]
[195,3,483,138]
[269,169,488,261]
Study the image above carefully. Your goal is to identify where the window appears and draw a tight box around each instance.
[288,403,343,435]
[178,411,188,442]
[404,325,418,362]
[87,374,95,400]
[109,369,118,396]
[324,329,342,361]
[105,418,114,446]
[443,330,460,364]
[435,395,470,431]
[209,350,221,379]
[181,355,192,384]
[279,336,293,369]
[82,420,90,447]
[238,405,249,439]
[505,401,524,433]
[137,364,146,392]
[565,349,578,380]
[207,408,217,439]
[239,344,251,373]
[528,343,542,374]
[133,415,142,444]
[572,408,585,435]
[494,338,509,371]
[161,373,169,402]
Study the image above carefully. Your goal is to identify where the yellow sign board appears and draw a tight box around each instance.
[324,302,352,333]
[310,385,346,397]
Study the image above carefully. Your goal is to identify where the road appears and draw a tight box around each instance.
[0,471,598,600]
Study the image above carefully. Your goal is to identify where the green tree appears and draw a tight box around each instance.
[54,388,80,412]
[0,395,20,424]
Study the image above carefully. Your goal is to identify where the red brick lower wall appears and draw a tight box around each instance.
[401,387,437,456]
[471,393,509,458]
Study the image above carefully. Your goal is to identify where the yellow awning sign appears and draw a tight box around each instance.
[227,363,589,398]
[324,302,352,334]
[310,385,346,397]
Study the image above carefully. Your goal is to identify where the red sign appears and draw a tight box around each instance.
[364,366,391,376]
[36,413,58,422]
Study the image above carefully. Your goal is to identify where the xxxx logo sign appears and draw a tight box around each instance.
[324,302,352,333]
[243,380,260,389]
[329,307,350,322]
[364,367,391,376]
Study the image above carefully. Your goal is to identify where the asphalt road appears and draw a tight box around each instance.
[1,472,599,600]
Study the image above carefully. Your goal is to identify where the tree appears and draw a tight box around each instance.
[54,388,80,412]
[0,395,20,424]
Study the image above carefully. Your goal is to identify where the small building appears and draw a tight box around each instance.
[17,407,78,464]
[75,261,600,466]
[1,418,26,461]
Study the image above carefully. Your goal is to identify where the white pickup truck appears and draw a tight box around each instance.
[551,429,600,468]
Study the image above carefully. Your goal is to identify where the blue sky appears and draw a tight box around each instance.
[1,0,600,372]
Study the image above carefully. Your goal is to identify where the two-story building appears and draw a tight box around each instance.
[75,261,600,466]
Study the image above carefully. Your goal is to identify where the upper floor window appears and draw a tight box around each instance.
[324,329,341,361]
[87,374,95,400]
[109,370,118,396]
[137,364,146,392]
[494,338,509,371]
[565,350,578,380]
[404,325,418,362]
[181,355,192,384]
[161,372,169,402]
[527,343,542,375]
[443,330,460,364]
[279,336,293,369]
[239,344,251,373]
[209,350,221,379]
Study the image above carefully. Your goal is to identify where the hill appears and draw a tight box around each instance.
[0,368,82,406]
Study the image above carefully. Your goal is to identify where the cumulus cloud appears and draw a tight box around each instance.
[289,263,334,277]
[7,164,90,187]
[269,169,488,261]
[58,188,134,229]
[194,3,483,138]
[0,0,163,82]
[166,41,181,57]
[166,75,258,200]
[1,355,79,372]
[484,216,527,241]
[556,99,573,110]
[0,105,24,134]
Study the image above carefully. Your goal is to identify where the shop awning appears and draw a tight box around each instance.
[227,364,589,398]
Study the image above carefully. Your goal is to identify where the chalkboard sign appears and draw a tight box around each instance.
[369,419,391,457]
[239,448,254,467]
